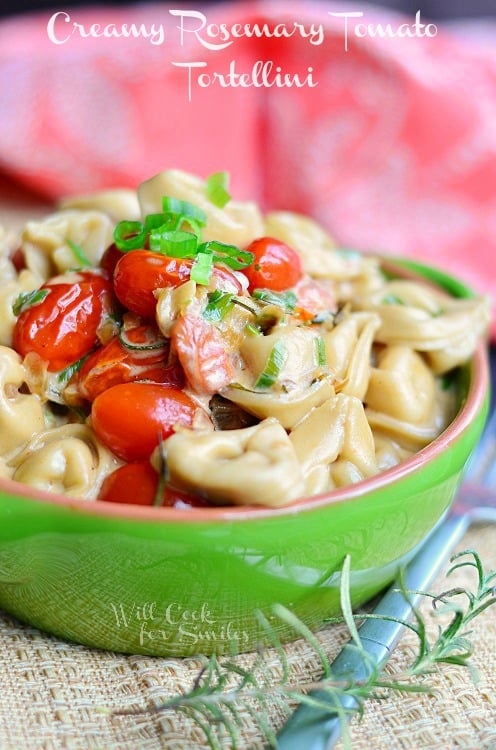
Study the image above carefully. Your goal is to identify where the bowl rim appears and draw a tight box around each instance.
[0,258,490,523]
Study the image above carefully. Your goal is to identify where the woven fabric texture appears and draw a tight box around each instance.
[0,523,494,750]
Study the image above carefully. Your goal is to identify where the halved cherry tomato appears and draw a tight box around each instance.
[113,250,242,319]
[78,324,184,401]
[98,461,209,507]
[244,237,303,292]
[13,271,115,372]
[91,382,197,461]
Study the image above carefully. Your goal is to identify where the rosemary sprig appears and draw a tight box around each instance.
[111,550,496,749]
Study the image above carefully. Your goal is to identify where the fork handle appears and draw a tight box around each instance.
[276,512,471,750]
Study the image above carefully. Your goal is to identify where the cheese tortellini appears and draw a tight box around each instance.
[0,169,490,508]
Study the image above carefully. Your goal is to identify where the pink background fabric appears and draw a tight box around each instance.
[0,1,495,335]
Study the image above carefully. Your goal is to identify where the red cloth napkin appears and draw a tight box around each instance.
[0,1,495,335]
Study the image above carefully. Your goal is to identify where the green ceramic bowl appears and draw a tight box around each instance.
[0,260,489,656]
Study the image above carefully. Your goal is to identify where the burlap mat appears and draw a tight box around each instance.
[0,523,494,750]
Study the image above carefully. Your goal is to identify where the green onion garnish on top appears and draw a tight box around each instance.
[206,171,231,208]
[203,290,235,322]
[190,250,214,285]
[198,240,254,271]
[144,212,176,232]
[114,220,147,251]
[255,340,287,389]
[252,288,297,313]
[149,229,198,257]
[161,197,207,226]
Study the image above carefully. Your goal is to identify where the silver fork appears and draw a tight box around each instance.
[277,399,496,750]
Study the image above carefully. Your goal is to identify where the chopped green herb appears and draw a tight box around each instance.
[67,239,92,268]
[206,171,231,208]
[12,288,50,316]
[190,250,214,285]
[252,288,297,313]
[57,354,89,385]
[245,322,262,337]
[255,340,287,389]
[203,291,235,322]
[314,336,327,367]
[198,240,254,271]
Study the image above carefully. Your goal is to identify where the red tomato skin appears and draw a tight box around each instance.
[13,271,115,372]
[244,237,303,292]
[98,461,209,507]
[91,382,197,461]
[113,250,243,319]
[78,325,184,401]
[100,243,125,279]
[99,462,159,505]
[113,251,194,319]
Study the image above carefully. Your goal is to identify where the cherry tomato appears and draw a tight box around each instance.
[91,382,197,461]
[98,461,209,507]
[113,251,191,318]
[13,271,115,372]
[113,250,242,319]
[100,243,125,279]
[78,325,184,401]
[244,237,303,292]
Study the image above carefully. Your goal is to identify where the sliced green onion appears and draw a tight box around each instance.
[245,322,262,336]
[67,239,92,268]
[162,197,207,226]
[114,221,147,251]
[203,291,235,322]
[118,329,166,351]
[206,171,231,208]
[149,230,198,257]
[255,340,287,389]
[12,288,50,316]
[57,353,89,385]
[190,250,214,285]
[144,213,175,232]
[197,240,254,270]
[252,288,297,312]
[314,336,327,367]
